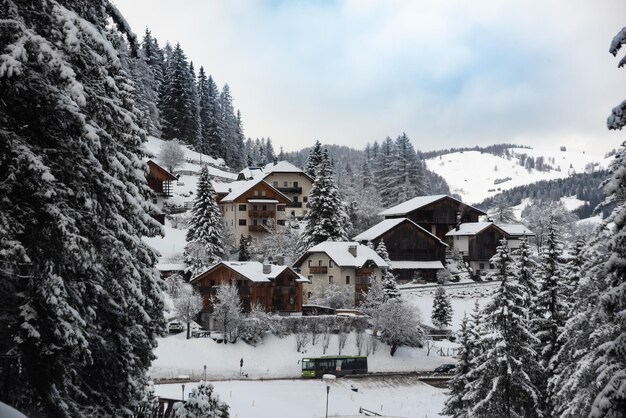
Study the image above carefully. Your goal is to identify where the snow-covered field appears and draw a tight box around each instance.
[155,376,446,418]
[426,147,610,204]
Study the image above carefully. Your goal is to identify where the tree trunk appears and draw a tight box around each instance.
[390,344,398,356]
[186,321,190,339]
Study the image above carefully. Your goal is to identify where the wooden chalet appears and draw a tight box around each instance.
[146,160,177,197]
[191,261,309,330]
[353,218,448,282]
[379,195,487,241]
[446,222,534,276]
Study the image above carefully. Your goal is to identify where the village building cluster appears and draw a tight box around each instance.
[147,160,535,331]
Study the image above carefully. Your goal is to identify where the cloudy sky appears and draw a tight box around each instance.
[114,0,626,153]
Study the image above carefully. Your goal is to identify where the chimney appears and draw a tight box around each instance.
[263,263,271,274]
[455,224,460,231]
[348,245,357,257]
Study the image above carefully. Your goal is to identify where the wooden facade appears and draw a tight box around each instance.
[146,160,177,197]
[467,224,507,262]
[191,263,304,330]
[368,220,446,263]
[386,196,485,240]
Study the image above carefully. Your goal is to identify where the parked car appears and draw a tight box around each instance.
[168,321,184,334]
[434,364,456,373]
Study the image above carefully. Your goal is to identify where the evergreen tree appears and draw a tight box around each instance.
[219,84,241,167]
[299,150,351,251]
[532,218,568,411]
[565,236,585,302]
[381,269,400,299]
[174,381,229,418]
[516,235,538,314]
[431,284,453,329]
[186,166,223,268]
[304,140,324,178]
[375,240,391,265]
[488,195,518,223]
[205,75,224,159]
[159,43,199,145]
[443,315,473,418]
[465,240,542,418]
[0,2,165,415]
[238,235,251,261]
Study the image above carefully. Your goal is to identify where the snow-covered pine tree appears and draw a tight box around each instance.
[304,140,324,178]
[532,218,568,411]
[298,149,351,251]
[381,269,400,299]
[465,240,542,418]
[174,381,229,418]
[515,235,538,314]
[238,235,252,261]
[220,84,242,168]
[431,283,453,329]
[211,282,243,344]
[488,194,518,223]
[185,166,223,271]
[550,27,626,417]
[0,2,165,415]
[159,43,199,145]
[443,315,473,418]
[375,240,391,265]
[233,110,247,170]
[141,28,165,89]
[203,75,224,159]
[564,236,585,303]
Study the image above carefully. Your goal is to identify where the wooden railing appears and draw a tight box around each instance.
[309,266,328,274]
[248,210,275,218]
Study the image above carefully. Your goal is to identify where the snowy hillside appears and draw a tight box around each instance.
[425,146,611,204]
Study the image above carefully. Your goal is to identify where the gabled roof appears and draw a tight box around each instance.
[293,241,389,269]
[445,222,506,237]
[262,161,314,181]
[191,261,309,284]
[147,160,177,181]
[378,194,487,217]
[218,179,291,203]
[389,260,444,270]
[352,218,448,247]
[497,223,535,237]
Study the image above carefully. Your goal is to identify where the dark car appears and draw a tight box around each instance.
[434,364,456,373]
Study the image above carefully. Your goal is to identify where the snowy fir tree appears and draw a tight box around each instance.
[375,240,392,264]
[159,43,200,146]
[547,27,626,417]
[185,166,224,270]
[299,149,351,251]
[443,315,473,418]
[360,274,386,327]
[431,283,453,329]
[488,194,518,223]
[238,235,252,261]
[532,217,569,411]
[304,140,324,178]
[174,381,229,418]
[564,236,585,302]
[0,2,165,415]
[515,235,538,314]
[464,240,542,418]
[211,282,243,344]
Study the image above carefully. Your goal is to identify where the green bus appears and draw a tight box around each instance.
[301,355,368,378]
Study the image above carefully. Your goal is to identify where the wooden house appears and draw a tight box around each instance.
[191,261,309,330]
[292,241,389,307]
[146,160,177,197]
[379,195,487,240]
[446,222,534,275]
[353,218,448,282]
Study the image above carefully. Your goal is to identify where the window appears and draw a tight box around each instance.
[345,276,350,285]
[289,297,295,305]
[262,205,267,210]
[329,260,334,268]
[293,196,299,202]
[307,291,312,298]
[261,190,266,196]
[328,276,333,284]
[284,181,288,187]
[308,260,312,267]
[277,220,286,226]
[277,205,285,211]
[318,260,323,266]
[293,181,299,187]
[303,196,308,202]
[291,210,295,217]
[239,219,247,226]
[239,204,246,211]
[254,190,259,196]
[479,263,485,270]
[273,181,278,187]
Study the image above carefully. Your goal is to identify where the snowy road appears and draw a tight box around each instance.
[155,375,446,418]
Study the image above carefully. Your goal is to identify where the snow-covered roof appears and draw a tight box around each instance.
[352,218,447,247]
[445,222,495,236]
[295,241,389,268]
[193,261,309,284]
[238,167,265,180]
[378,195,486,217]
[248,199,279,204]
[156,263,187,272]
[217,179,290,203]
[212,181,232,194]
[263,160,305,175]
[389,260,444,270]
[497,223,535,236]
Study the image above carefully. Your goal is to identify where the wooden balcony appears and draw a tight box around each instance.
[277,186,302,194]
[248,210,275,218]
[309,266,328,274]
[248,225,266,232]
[286,202,302,208]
